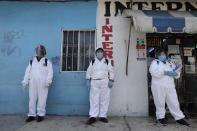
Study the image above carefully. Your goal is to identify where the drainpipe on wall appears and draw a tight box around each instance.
[126,0,133,76]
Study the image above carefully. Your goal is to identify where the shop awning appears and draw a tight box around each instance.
[123,10,197,33]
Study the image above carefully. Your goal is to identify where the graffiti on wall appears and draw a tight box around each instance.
[51,56,60,66]
[0,30,24,56]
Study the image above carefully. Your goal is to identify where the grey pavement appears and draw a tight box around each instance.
[0,115,196,131]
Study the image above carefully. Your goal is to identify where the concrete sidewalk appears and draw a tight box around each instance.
[0,115,196,131]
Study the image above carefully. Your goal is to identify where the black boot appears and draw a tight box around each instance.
[176,119,190,126]
[26,116,35,122]
[86,117,97,125]
[37,116,44,122]
[99,117,108,123]
[158,118,167,126]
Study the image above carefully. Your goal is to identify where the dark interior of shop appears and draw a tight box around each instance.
[147,33,197,118]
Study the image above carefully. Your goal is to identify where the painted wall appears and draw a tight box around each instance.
[97,0,148,116]
[0,1,97,115]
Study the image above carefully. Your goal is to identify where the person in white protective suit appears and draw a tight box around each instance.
[22,45,53,122]
[149,49,189,126]
[86,47,114,125]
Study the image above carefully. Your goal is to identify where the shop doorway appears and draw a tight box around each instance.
[147,33,197,118]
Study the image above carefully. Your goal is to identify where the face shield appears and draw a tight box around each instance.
[35,45,46,57]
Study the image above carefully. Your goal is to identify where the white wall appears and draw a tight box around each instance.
[96,0,148,116]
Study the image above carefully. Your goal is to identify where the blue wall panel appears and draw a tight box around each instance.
[0,1,97,115]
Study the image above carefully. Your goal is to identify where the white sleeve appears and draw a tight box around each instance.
[108,62,114,80]
[172,63,181,79]
[149,60,164,78]
[46,61,53,84]
[22,64,31,84]
[86,61,93,79]
[174,71,181,79]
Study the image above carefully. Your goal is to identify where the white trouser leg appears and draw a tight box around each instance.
[99,79,110,118]
[37,83,48,117]
[151,85,166,120]
[89,80,100,118]
[28,81,37,117]
[166,87,185,120]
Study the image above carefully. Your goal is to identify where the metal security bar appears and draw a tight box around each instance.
[61,30,95,72]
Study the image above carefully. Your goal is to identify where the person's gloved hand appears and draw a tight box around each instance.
[164,71,178,77]
[45,83,51,88]
[168,71,178,77]
[108,81,113,88]
[22,81,27,90]
[164,71,170,76]
[86,80,91,90]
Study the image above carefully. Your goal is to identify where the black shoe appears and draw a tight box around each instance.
[86,117,97,125]
[158,118,167,126]
[37,116,44,122]
[176,119,190,126]
[99,117,108,123]
[26,116,35,122]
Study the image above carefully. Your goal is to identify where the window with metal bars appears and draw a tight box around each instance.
[61,30,96,71]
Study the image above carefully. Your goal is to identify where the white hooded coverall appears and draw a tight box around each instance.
[22,57,53,117]
[149,59,184,120]
[86,57,114,118]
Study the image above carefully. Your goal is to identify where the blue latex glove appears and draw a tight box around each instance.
[86,80,91,90]
[108,81,113,88]
[164,71,170,76]
[164,71,178,77]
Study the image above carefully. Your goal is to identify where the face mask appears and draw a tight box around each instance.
[96,52,104,59]
[158,55,166,61]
